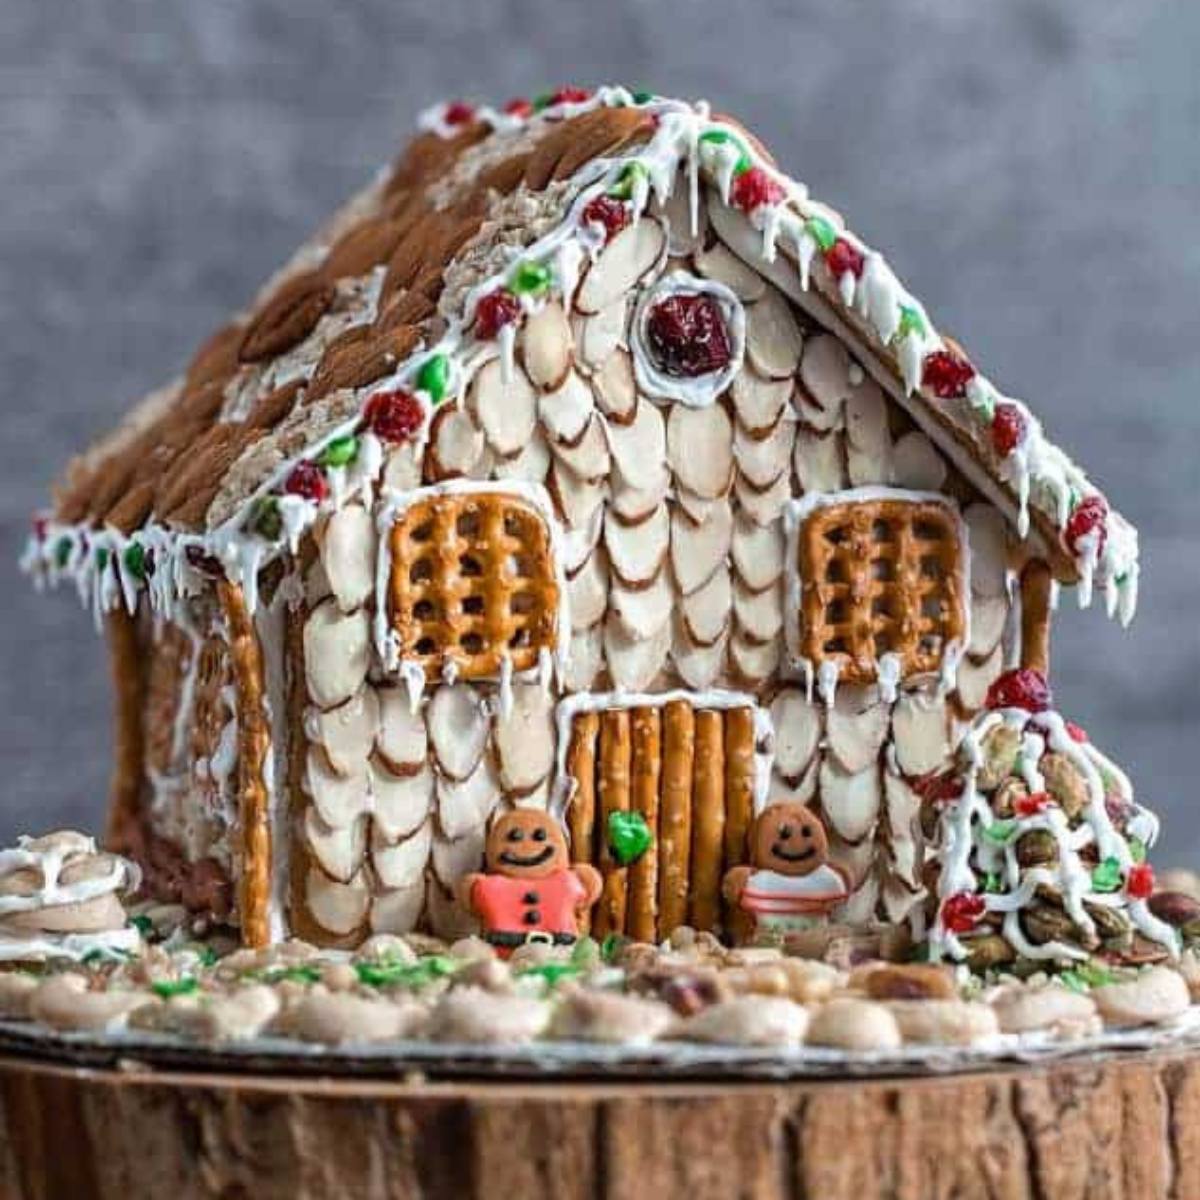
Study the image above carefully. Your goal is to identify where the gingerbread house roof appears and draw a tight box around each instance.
[25,87,1139,626]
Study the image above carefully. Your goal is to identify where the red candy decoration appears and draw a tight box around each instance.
[33,517,49,542]
[985,668,1053,713]
[581,195,630,242]
[991,402,1027,457]
[549,86,591,106]
[825,238,865,280]
[1064,494,1109,560]
[914,771,964,805]
[443,101,475,127]
[1126,863,1155,900]
[942,892,987,934]
[922,349,976,399]
[284,462,329,504]
[731,167,785,214]
[1015,791,1053,818]
[503,97,533,118]
[364,389,425,444]
[1066,721,1089,744]
[473,289,522,340]
[645,294,733,377]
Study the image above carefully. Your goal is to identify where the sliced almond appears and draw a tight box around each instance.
[681,565,731,646]
[610,467,669,522]
[728,631,781,685]
[733,576,783,644]
[611,569,674,640]
[521,300,573,391]
[304,600,369,710]
[654,171,707,256]
[552,412,610,482]
[538,369,594,445]
[965,504,1009,598]
[730,514,784,591]
[768,756,819,808]
[734,417,794,489]
[666,502,729,597]
[306,748,370,828]
[798,334,852,427]
[574,298,629,373]
[468,359,537,457]
[607,394,666,489]
[891,431,947,491]
[845,379,892,486]
[493,426,552,485]
[667,402,734,499]
[305,867,369,937]
[494,683,556,792]
[371,820,433,891]
[891,693,951,777]
[314,687,380,778]
[547,461,607,530]
[426,683,489,782]
[884,769,922,845]
[425,877,479,941]
[304,808,367,884]
[437,761,500,840]
[675,486,719,525]
[604,612,671,691]
[731,366,791,436]
[576,219,667,314]
[826,688,890,774]
[827,830,877,889]
[370,883,425,935]
[847,441,893,488]
[745,287,804,379]
[376,688,428,776]
[957,643,1003,712]
[969,593,1009,658]
[428,404,486,480]
[837,871,880,926]
[383,442,423,493]
[605,504,670,587]
[563,624,603,692]
[769,688,822,780]
[560,498,605,573]
[671,615,728,690]
[694,240,765,301]
[568,548,609,630]
[793,427,847,494]
[734,470,790,525]
[819,758,881,844]
[431,827,487,887]
[592,349,636,424]
[319,504,375,614]
[371,760,434,841]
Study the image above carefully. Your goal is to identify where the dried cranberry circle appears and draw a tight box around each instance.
[644,293,733,378]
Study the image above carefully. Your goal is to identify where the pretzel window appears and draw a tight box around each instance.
[388,488,559,680]
[795,495,966,685]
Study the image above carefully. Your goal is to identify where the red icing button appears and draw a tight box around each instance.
[443,101,475,127]
[1015,791,1053,817]
[1064,494,1109,560]
[825,238,865,279]
[1126,863,1155,900]
[942,892,987,934]
[991,402,1027,457]
[731,166,785,214]
[922,349,976,399]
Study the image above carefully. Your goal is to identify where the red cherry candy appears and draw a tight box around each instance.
[825,238,864,280]
[503,97,533,118]
[942,892,987,934]
[473,289,522,340]
[730,167,785,214]
[284,462,329,504]
[922,349,976,399]
[549,86,591,106]
[1066,721,1088,744]
[365,389,425,443]
[1015,791,1052,818]
[581,195,630,242]
[443,101,475,127]
[1064,494,1109,560]
[914,771,964,805]
[985,668,1053,713]
[645,294,733,377]
[1126,863,1155,900]
[991,402,1027,457]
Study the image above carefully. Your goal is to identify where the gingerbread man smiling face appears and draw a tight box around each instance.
[484,808,570,879]
[751,802,830,877]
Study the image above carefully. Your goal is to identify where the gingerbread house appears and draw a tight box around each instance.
[24,87,1143,953]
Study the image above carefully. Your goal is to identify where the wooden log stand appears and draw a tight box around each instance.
[1,1048,1199,1200]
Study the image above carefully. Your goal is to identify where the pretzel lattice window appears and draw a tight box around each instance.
[389,489,559,680]
[796,496,966,685]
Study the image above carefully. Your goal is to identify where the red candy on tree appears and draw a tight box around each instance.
[581,195,630,242]
[1066,721,1089,744]
[825,238,865,280]
[549,86,591,106]
[914,771,964,805]
[1015,791,1053,818]
[1126,863,1155,900]
[991,402,1027,457]
[284,462,329,504]
[503,97,533,118]
[645,294,733,377]
[922,349,976,399]
[985,668,1053,713]
[443,101,475,127]
[731,167,785,214]
[1064,494,1109,560]
[473,289,522,340]
[942,892,987,934]
[364,389,425,444]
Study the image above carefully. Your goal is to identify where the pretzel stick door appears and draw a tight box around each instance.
[1019,559,1053,677]
[690,710,726,934]
[628,708,661,943]
[723,707,756,940]
[658,701,695,936]
[594,710,631,938]
[565,711,600,934]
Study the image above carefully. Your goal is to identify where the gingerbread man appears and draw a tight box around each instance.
[457,809,602,956]
[722,803,849,938]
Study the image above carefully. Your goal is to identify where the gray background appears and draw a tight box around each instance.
[2,1,1198,859]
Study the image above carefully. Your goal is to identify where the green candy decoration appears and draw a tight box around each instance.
[123,542,147,581]
[318,434,360,468]
[982,819,1017,846]
[54,537,72,569]
[805,215,838,253]
[697,128,752,174]
[516,963,580,990]
[251,497,283,541]
[151,976,199,999]
[607,810,653,867]
[532,91,554,112]
[607,161,650,200]
[600,933,628,963]
[1061,962,1116,993]
[95,548,110,571]
[1091,856,1123,893]
[129,914,153,937]
[983,871,1005,894]
[897,305,926,340]
[416,354,451,404]
[1129,837,1147,864]
[262,964,322,986]
[355,954,456,990]
[631,90,654,105]
[510,260,553,296]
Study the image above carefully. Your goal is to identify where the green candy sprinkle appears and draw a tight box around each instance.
[152,976,199,999]
[983,871,1005,894]
[1092,856,1123,893]
[417,353,451,404]
[510,260,553,296]
[805,215,838,253]
[532,91,554,112]
[1129,837,1147,864]
[129,914,153,937]
[697,129,751,174]
[54,537,72,569]
[262,964,323,986]
[570,936,601,969]
[251,497,283,541]
[516,963,580,989]
[318,435,359,468]
[982,819,1018,846]
[897,305,926,340]
[123,542,147,580]
[1061,962,1116,992]
[95,547,110,570]
[600,933,627,964]
[631,90,654,105]
[607,161,649,200]
[355,955,457,990]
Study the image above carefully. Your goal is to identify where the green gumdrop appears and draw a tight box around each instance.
[532,91,554,112]
[607,809,653,867]
[1092,857,1123,893]
[631,90,654,105]
[510,260,553,296]
[805,215,838,253]
[123,542,147,580]
[982,819,1017,846]
[95,547,110,570]
[54,537,72,569]
[600,933,628,963]
[897,304,926,340]
[251,497,283,541]
[417,354,451,404]
[1129,837,1147,864]
[983,871,1005,893]
[318,435,359,468]
[151,976,199,999]
[607,161,649,200]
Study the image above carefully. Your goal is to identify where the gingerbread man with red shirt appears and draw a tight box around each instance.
[457,809,602,955]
